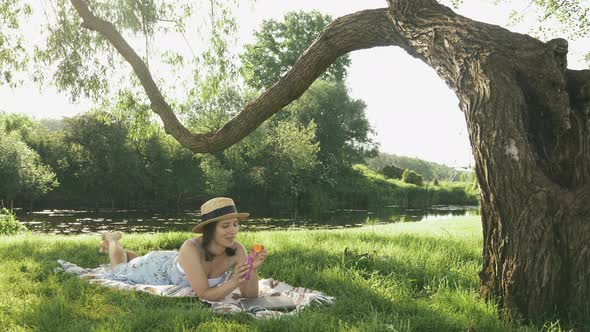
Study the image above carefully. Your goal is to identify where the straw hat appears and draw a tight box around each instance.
[192,197,249,233]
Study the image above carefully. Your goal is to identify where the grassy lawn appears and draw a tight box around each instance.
[0,217,582,331]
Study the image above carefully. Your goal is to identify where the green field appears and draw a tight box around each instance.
[0,217,582,331]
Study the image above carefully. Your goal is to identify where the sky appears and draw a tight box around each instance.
[1,0,589,167]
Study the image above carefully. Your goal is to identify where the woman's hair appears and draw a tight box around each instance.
[201,221,237,261]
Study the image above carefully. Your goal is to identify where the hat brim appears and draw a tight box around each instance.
[192,212,250,233]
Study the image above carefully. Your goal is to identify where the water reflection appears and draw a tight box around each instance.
[18,205,479,235]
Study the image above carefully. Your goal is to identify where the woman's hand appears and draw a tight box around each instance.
[251,248,268,270]
[230,263,251,286]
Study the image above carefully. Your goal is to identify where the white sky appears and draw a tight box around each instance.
[1,0,589,167]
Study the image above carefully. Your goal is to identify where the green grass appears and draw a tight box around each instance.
[345,165,479,208]
[0,217,582,331]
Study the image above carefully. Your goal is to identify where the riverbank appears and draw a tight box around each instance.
[0,216,582,331]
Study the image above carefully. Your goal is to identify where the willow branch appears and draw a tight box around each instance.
[70,0,398,152]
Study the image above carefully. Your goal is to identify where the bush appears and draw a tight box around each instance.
[0,208,26,235]
[381,164,404,179]
[0,132,58,202]
[402,169,423,186]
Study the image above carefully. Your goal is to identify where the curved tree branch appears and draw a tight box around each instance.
[69,0,399,152]
[70,0,195,146]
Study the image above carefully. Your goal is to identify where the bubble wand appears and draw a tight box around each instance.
[244,243,264,280]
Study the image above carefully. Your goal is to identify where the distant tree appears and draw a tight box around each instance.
[381,164,404,179]
[241,10,350,90]
[139,132,206,208]
[432,177,440,186]
[368,152,469,182]
[402,169,423,186]
[63,112,149,207]
[242,12,374,168]
[31,129,87,203]
[0,112,38,143]
[39,118,67,132]
[283,80,377,167]
[223,117,320,212]
[0,131,58,204]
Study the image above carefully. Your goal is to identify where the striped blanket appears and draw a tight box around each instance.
[56,260,334,318]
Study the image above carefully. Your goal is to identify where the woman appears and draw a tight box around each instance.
[99,197,268,302]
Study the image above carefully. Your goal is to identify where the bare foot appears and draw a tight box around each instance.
[102,231,122,242]
[99,240,109,254]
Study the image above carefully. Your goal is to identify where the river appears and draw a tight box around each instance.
[17,205,480,235]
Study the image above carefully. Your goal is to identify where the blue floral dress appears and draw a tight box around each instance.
[97,238,232,287]
[100,251,190,286]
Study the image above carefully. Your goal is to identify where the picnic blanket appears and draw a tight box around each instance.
[55,260,334,318]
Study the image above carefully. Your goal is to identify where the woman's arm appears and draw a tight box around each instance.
[178,241,249,302]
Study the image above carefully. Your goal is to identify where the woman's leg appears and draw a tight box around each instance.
[102,232,128,268]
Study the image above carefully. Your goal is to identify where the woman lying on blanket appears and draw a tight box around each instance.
[99,197,268,302]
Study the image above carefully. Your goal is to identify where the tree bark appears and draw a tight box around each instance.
[69,0,590,321]
[385,0,590,320]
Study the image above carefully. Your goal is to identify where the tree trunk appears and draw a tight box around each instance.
[70,0,590,320]
[384,0,590,320]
